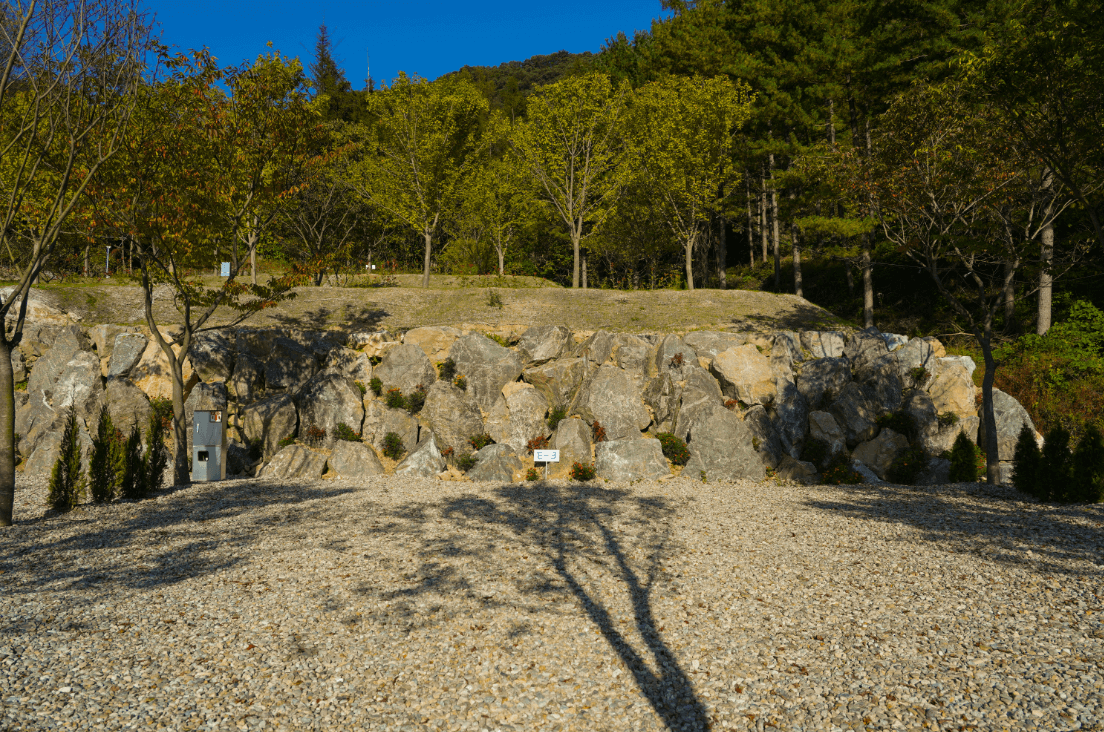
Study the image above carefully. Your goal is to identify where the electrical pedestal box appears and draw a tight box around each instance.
[191,409,226,482]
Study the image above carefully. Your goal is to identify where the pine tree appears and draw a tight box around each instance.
[1040,425,1073,503]
[309,24,360,122]
[142,412,170,498]
[1012,422,1042,499]
[47,410,85,513]
[119,425,144,500]
[88,407,123,504]
[948,431,978,483]
[1071,425,1104,503]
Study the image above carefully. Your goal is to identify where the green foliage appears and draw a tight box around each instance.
[369,377,383,396]
[438,358,458,381]
[800,438,831,469]
[302,425,326,447]
[876,411,918,442]
[405,385,427,415]
[487,333,510,347]
[656,432,690,466]
[150,398,174,431]
[821,456,863,485]
[1013,423,1043,499]
[908,366,928,386]
[1014,422,1104,504]
[445,50,595,118]
[570,461,596,481]
[454,375,468,391]
[119,427,144,501]
[142,412,170,497]
[334,423,361,442]
[14,380,26,392]
[948,432,979,483]
[1071,426,1104,504]
[354,380,367,396]
[469,433,494,451]
[485,291,504,309]
[277,434,297,449]
[382,432,405,461]
[547,405,567,431]
[456,453,477,472]
[48,410,85,513]
[526,467,540,482]
[886,445,928,485]
[385,388,406,409]
[1039,425,1074,503]
[937,412,959,428]
[88,408,123,504]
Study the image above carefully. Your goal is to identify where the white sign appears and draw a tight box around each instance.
[220,262,230,277]
[534,450,560,463]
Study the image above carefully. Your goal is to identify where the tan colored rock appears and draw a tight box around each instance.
[852,428,910,480]
[927,362,977,419]
[404,326,462,363]
[710,345,775,406]
[131,332,197,401]
[547,417,592,480]
[486,381,549,453]
[777,455,819,485]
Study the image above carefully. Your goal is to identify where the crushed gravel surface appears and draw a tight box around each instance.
[2,475,1102,731]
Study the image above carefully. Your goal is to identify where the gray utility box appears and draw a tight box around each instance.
[191,409,226,482]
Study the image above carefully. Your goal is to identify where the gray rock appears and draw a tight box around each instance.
[771,380,808,458]
[654,334,698,374]
[742,405,783,469]
[795,357,851,410]
[421,381,484,453]
[917,457,951,485]
[235,329,281,362]
[682,404,766,482]
[808,411,846,458]
[89,324,130,362]
[844,326,891,373]
[241,394,298,459]
[50,352,104,430]
[259,445,328,481]
[27,325,92,400]
[295,373,364,449]
[895,338,937,385]
[327,441,385,479]
[845,328,903,415]
[264,337,317,393]
[773,331,804,364]
[849,459,884,484]
[468,444,524,482]
[373,343,437,397]
[517,325,571,366]
[449,334,525,412]
[323,347,373,385]
[23,431,63,478]
[882,333,909,351]
[572,330,615,365]
[940,355,977,380]
[777,455,819,485]
[682,365,723,401]
[522,357,587,412]
[575,365,651,441]
[486,382,549,454]
[403,325,461,362]
[978,388,1037,461]
[105,378,152,438]
[710,345,775,406]
[613,334,652,377]
[852,428,910,479]
[683,331,746,363]
[395,434,446,477]
[642,373,679,433]
[595,438,670,482]
[800,330,846,359]
[363,401,420,457]
[230,353,263,403]
[672,385,723,443]
[189,331,234,383]
[107,333,148,378]
[10,349,25,383]
[548,417,593,479]
[226,441,254,476]
[829,382,879,447]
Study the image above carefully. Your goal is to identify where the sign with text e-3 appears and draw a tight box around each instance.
[533,450,560,463]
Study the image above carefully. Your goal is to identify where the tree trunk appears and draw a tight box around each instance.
[684,235,695,292]
[170,353,189,486]
[845,261,854,294]
[792,222,803,298]
[250,246,257,286]
[746,174,755,267]
[1001,260,1018,333]
[1038,221,1053,335]
[769,154,780,290]
[497,243,505,277]
[581,250,588,290]
[861,234,874,328]
[760,171,768,263]
[422,229,432,288]
[571,225,581,289]
[827,99,836,145]
[83,244,90,278]
[716,214,727,290]
[980,332,1001,485]
[0,336,15,526]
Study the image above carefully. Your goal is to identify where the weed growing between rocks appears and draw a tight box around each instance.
[937,412,959,428]
[909,366,928,385]
[438,358,458,381]
[454,375,467,391]
[821,455,862,485]
[886,445,928,485]
[369,377,383,396]
[456,453,477,472]
[48,410,85,513]
[724,399,741,411]
[547,405,567,431]
[469,433,493,450]
[334,423,361,442]
[385,388,405,409]
[570,462,596,481]
[656,433,690,465]
[486,291,504,309]
[876,411,918,442]
[948,432,979,482]
[591,421,608,443]
[526,467,540,481]
[303,425,327,448]
[277,434,296,449]
[354,380,367,395]
[526,435,550,454]
[488,333,510,347]
[382,432,405,460]
[405,385,427,415]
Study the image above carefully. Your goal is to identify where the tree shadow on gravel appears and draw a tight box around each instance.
[380,482,711,732]
[0,480,358,603]
[804,483,1104,577]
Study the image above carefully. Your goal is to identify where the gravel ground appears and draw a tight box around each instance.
[2,474,1102,732]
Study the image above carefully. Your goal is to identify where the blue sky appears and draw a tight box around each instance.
[143,1,668,85]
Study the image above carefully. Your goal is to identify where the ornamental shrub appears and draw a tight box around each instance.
[1012,423,1042,499]
[1071,425,1104,503]
[382,432,405,460]
[385,388,405,409]
[1039,425,1073,502]
[334,423,361,442]
[948,431,979,483]
[48,410,85,513]
[118,426,144,500]
[302,424,326,447]
[456,453,477,472]
[277,434,296,449]
[469,433,493,450]
[526,435,550,454]
[142,412,170,498]
[88,407,124,504]
[526,467,540,482]
[821,455,862,485]
[591,421,607,443]
[454,375,467,391]
[886,445,928,485]
[405,385,427,415]
[656,433,690,466]
[570,462,596,481]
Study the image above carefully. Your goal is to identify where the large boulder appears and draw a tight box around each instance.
[229,353,263,403]
[190,331,234,383]
[895,338,937,385]
[295,373,364,449]
[777,455,819,485]
[50,352,104,430]
[394,434,446,477]
[263,337,318,394]
[808,410,846,458]
[372,343,437,398]
[801,331,846,359]
[421,381,484,453]
[403,326,461,363]
[327,440,385,479]
[241,394,298,459]
[575,365,651,441]
[449,334,524,412]
[595,438,670,482]
[362,401,420,457]
[613,334,652,377]
[742,404,783,469]
[23,431,64,478]
[904,388,980,456]
[548,417,593,479]
[89,324,129,362]
[572,330,615,365]
[105,377,152,437]
[130,330,197,401]
[852,428,910,480]
[486,382,549,454]
[710,345,775,406]
[26,325,91,396]
[770,335,796,383]
[683,404,765,482]
[106,332,147,378]
[845,328,903,415]
[0,287,75,325]
[771,379,808,458]
[323,347,373,385]
[795,357,851,410]
[927,360,977,420]
[517,325,572,366]
[523,357,587,412]
[978,388,1037,461]
[10,349,25,383]
[828,382,879,447]
[683,331,746,365]
[259,445,327,481]
[467,443,525,482]
[642,373,679,433]
[671,373,724,443]
[654,334,698,375]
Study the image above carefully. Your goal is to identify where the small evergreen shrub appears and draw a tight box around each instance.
[302,424,326,447]
[570,462,596,481]
[656,432,690,465]
[469,433,493,450]
[454,375,467,391]
[547,405,567,431]
[456,453,477,472]
[948,431,979,483]
[354,380,367,395]
[1071,425,1104,503]
[142,412,170,497]
[526,467,540,482]
[591,421,607,443]
[405,385,427,415]
[119,426,144,500]
[1040,425,1073,502]
[821,455,862,485]
[381,432,405,460]
[438,358,458,381]
[334,422,361,442]
[527,435,550,454]
[48,410,85,513]
[800,438,831,469]
[385,388,405,409]
[369,377,383,396]
[1012,423,1043,499]
[277,434,296,449]
[886,445,928,485]
[88,407,124,504]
